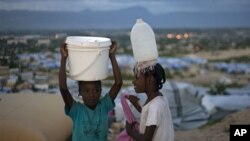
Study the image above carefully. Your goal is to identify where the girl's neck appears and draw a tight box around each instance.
[86,104,97,110]
[144,91,161,105]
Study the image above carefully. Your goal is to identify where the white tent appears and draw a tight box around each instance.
[161,81,209,130]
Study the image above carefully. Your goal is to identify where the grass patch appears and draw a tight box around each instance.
[227,82,243,88]
[199,119,223,129]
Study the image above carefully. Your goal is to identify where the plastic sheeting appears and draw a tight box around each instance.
[202,95,250,119]
[160,81,209,130]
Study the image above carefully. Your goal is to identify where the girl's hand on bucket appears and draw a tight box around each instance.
[109,41,117,56]
[60,43,68,58]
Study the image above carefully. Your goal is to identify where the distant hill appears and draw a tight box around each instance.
[0,6,250,31]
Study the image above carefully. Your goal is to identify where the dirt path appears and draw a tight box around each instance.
[185,48,250,61]
[174,69,250,87]
[175,109,250,141]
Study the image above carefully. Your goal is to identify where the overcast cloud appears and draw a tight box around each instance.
[1,0,250,14]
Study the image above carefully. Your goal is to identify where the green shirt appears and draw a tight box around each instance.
[65,94,115,141]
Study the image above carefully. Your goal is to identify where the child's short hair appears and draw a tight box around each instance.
[78,81,102,90]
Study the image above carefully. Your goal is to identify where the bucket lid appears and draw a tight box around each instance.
[65,36,111,48]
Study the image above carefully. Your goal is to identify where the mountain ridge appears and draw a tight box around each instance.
[0,6,250,31]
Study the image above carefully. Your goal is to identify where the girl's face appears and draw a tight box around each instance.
[132,73,146,93]
[79,81,101,109]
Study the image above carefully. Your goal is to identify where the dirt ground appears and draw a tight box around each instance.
[185,48,250,61]
[175,108,250,141]
[174,69,250,87]
[108,109,250,141]
[175,48,250,86]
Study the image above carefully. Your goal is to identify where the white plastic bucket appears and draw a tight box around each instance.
[65,36,111,81]
[130,19,158,62]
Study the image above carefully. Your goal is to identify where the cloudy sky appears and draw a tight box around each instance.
[1,0,250,14]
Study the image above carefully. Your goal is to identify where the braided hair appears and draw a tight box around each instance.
[144,63,166,91]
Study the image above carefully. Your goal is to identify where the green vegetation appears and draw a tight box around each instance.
[208,82,243,95]
[199,118,223,129]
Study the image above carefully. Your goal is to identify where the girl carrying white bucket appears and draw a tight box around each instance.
[59,39,123,141]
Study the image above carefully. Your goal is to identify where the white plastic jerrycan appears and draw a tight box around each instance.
[65,36,111,81]
[130,18,158,62]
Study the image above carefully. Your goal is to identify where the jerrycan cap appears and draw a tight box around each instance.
[136,18,144,23]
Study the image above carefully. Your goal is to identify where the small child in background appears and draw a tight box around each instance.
[59,41,122,141]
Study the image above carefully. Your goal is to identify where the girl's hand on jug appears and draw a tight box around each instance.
[60,43,68,59]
